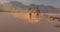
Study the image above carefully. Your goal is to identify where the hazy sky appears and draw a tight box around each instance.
[0,0,60,8]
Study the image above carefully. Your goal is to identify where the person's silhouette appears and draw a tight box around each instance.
[28,8,32,19]
[35,7,40,18]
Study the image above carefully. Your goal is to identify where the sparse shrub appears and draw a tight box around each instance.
[56,25,60,27]
[58,19,60,21]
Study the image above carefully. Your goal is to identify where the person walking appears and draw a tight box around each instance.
[28,8,32,19]
[35,7,40,18]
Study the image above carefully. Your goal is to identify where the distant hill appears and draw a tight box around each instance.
[10,1,28,9]
[0,1,26,12]
[0,1,60,13]
[28,4,60,13]
[9,1,60,13]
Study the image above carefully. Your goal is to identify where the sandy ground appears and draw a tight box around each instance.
[0,12,60,32]
[10,12,31,23]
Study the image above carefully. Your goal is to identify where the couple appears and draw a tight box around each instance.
[28,7,41,19]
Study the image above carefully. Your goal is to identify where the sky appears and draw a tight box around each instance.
[0,0,60,8]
